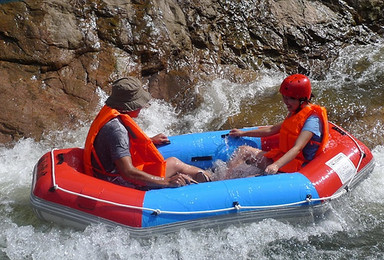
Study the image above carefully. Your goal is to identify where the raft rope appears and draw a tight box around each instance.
[48,122,366,216]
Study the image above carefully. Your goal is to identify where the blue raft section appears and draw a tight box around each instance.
[157,128,262,169]
[141,128,320,228]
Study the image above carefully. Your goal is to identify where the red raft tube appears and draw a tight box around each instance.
[30,122,375,237]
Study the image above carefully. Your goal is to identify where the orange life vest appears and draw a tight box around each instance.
[264,104,329,172]
[83,105,166,183]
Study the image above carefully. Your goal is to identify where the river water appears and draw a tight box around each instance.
[1,43,383,259]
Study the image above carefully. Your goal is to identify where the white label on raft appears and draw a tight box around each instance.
[325,152,356,184]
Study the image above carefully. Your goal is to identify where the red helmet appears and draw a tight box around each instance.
[279,74,312,100]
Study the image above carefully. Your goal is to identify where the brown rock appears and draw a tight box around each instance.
[0,0,383,143]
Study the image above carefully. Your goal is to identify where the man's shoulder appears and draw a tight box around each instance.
[100,117,127,135]
[103,117,121,126]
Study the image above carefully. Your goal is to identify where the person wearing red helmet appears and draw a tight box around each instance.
[228,74,329,176]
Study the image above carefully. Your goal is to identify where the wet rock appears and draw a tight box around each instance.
[0,0,383,143]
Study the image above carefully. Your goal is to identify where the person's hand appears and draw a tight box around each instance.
[229,129,244,137]
[264,163,279,175]
[151,133,170,145]
[179,173,199,184]
[167,173,187,187]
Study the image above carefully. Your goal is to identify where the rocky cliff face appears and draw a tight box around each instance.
[0,0,383,143]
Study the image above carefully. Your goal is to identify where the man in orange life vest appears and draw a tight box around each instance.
[84,77,211,189]
[228,74,329,176]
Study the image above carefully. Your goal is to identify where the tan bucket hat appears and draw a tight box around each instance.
[106,77,151,111]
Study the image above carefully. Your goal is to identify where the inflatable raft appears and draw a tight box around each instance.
[30,122,374,236]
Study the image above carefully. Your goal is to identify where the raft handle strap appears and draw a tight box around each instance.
[49,185,58,192]
[191,156,213,162]
[57,153,64,165]
[332,126,346,135]
[151,209,161,216]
